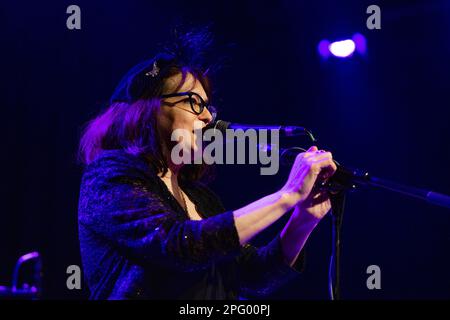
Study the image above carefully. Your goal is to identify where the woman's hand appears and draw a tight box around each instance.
[233,146,336,246]
[280,145,337,210]
[279,146,337,266]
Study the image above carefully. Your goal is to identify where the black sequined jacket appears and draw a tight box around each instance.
[78,149,304,299]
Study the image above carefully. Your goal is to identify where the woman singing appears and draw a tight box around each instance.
[77,32,337,299]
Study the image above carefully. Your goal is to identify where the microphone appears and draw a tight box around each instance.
[204,120,316,141]
[202,121,367,191]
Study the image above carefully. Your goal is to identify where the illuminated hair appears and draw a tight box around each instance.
[78,28,216,181]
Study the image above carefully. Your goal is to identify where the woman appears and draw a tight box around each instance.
[78,43,337,300]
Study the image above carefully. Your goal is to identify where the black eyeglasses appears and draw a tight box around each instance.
[160,91,217,120]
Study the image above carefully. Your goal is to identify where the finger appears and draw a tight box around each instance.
[319,162,336,175]
[308,158,336,177]
[318,160,338,181]
[309,151,333,162]
[322,159,337,175]
[317,168,334,182]
[303,148,326,159]
[296,148,326,162]
[330,160,337,172]
[316,158,337,171]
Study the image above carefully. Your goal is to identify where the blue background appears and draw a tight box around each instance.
[1,0,449,299]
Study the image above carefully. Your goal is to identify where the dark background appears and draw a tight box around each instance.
[1,0,449,299]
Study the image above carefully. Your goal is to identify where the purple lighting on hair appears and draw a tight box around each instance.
[318,34,367,59]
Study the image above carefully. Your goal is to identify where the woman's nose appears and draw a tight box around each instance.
[198,107,213,125]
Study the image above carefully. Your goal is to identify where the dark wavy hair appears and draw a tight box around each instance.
[78,28,216,182]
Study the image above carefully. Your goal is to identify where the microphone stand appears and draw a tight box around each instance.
[279,147,450,300]
[329,191,345,300]
[323,166,450,209]
[205,121,450,298]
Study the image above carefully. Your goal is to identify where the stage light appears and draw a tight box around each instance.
[318,40,331,58]
[318,33,367,59]
[352,33,367,55]
[329,39,355,58]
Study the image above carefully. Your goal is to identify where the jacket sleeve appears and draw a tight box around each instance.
[197,182,306,297]
[78,152,241,272]
[236,234,305,298]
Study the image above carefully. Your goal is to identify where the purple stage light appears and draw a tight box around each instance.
[329,39,356,58]
[318,34,367,59]
[318,40,331,58]
[352,33,367,55]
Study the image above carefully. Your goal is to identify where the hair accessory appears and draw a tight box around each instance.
[145,61,160,77]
